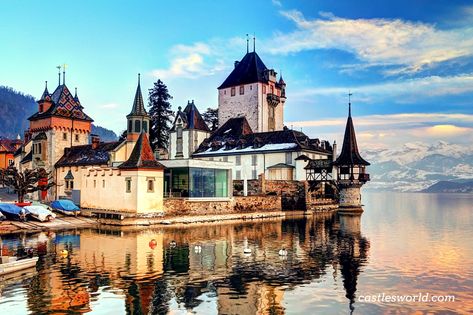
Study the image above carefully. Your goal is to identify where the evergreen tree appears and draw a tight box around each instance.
[148,79,174,150]
[202,107,219,131]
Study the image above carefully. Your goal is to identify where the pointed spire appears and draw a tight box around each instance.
[333,99,370,166]
[118,132,164,169]
[348,91,353,117]
[57,65,61,85]
[40,81,50,101]
[246,34,249,53]
[253,33,256,52]
[74,87,78,98]
[128,73,148,117]
[62,64,67,85]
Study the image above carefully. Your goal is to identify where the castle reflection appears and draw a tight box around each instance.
[10,212,369,314]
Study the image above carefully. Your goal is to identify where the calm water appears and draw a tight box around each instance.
[0,192,472,314]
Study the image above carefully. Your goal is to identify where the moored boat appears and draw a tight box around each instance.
[51,200,80,216]
[24,205,56,222]
[0,256,39,276]
[0,211,5,221]
[0,204,27,221]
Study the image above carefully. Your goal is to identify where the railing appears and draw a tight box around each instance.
[266,93,280,106]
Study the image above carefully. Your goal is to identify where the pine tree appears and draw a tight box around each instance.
[202,107,219,131]
[148,79,174,150]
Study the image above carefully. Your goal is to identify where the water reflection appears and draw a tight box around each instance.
[0,213,370,314]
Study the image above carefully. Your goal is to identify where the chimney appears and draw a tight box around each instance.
[332,141,337,162]
[234,61,240,68]
[91,134,100,149]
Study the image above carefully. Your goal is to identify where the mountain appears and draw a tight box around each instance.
[363,141,473,192]
[422,180,473,193]
[0,86,36,138]
[91,124,118,142]
[0,85,117,142]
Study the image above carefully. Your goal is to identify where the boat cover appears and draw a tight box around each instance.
[51,200,80,212]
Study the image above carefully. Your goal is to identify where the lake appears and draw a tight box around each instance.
[0,192,472,314]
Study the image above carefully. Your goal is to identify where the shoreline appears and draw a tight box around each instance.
[0,205,338,234]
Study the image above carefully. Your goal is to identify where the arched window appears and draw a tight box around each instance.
[134,120,141,133]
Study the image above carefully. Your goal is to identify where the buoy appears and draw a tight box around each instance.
[278,248,288,256]
[243,247,252,254]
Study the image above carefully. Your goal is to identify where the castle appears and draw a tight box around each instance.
[13,48,369,215]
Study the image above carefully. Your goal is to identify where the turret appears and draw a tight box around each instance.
[127,74,151,142]
[333,101,370,211]
[38,81,52,113]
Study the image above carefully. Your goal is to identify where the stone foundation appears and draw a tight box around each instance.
[339,186,362,210]
[163,195,282,216]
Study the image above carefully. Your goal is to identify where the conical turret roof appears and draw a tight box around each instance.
[333,104,370,166]
[127,74,148,117]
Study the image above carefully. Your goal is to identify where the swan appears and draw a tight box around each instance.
[243,247,252,254]
[278,248,288,256]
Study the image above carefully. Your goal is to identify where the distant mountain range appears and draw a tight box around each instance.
[363,141,473,192]
[0,86,117,142]
[422,179,473,193]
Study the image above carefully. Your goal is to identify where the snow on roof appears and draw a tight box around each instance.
[193,143,297,155]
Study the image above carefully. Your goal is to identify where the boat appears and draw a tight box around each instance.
[0,203,27,221]
[15,201,32,207]
[24,205,56,222]
[0,211,5,221]
[51,200,80,216]
[0,256,38,276]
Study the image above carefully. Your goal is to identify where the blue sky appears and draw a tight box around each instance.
[1,0,472,148]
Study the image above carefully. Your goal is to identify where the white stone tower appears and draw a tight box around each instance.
[217,50,286,132]
[333,102,370,212]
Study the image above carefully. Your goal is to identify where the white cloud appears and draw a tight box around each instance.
[287,113,473,128]
[287,113,473,148]
[151,40,242,80]
[267,10,473,74]
[99,103,120,109]
[290,73,473,103]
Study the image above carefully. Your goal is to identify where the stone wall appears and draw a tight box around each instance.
[163,195,282,216]
[263,180,306,210]
[233,179,261,196]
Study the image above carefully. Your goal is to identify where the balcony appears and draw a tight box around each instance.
[266,93,280,107]
[359,173,370,182]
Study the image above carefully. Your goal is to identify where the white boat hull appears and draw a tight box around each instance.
[0,257,39,276]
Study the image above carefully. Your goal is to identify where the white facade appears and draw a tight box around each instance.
[218,82,285,133]
[169,129,209,160]
[194,150,330,181]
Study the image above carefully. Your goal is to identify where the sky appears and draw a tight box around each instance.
[1,0,472,149]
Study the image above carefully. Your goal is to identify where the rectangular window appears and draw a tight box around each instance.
[263,85,266,94]
[94,180,96,188]
[231,87,236,96]
[251,154,257,166]
[75,134,79,142]
[239,85,244,95]
[125,178,131,193]
[252,169,257,179]
[38,143,41,154]
[63,133,67,140]
[236,170,241,180]
[223,156,228,162]
[250,85,253,91]
[102,180,105,188]
[236,155,241,166]
[285,152,292,165]
[70,181,74,190]
[270,85,274,94]
[147,177,155,192]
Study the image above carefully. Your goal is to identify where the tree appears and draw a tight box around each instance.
[1,166,55,203]
[202,107,218,131]
[148,79,174,150]
[118,130,127,142]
